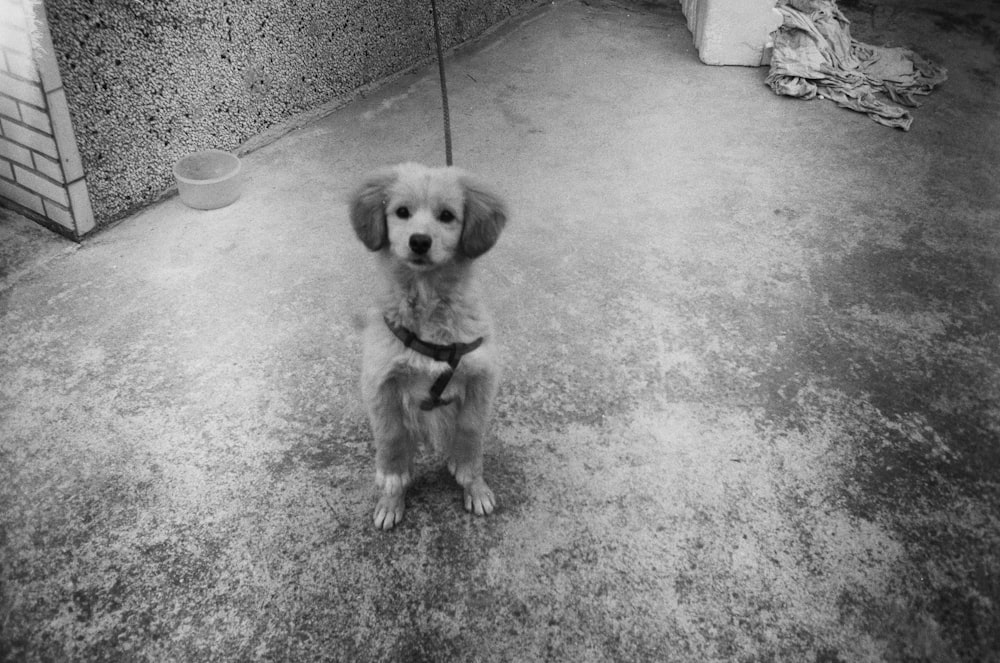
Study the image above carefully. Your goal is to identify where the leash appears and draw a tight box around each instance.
[383,3,474,408]
[384,316,483,410]
[430,0,453,166]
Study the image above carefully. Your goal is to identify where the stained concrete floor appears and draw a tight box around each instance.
[2,0,999,660]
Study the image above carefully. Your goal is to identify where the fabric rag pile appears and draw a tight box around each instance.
[766,0,947,130]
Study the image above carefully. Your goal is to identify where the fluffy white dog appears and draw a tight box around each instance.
[348,163,508,530]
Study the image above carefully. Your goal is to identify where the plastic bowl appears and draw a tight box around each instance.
[173,150,242,210]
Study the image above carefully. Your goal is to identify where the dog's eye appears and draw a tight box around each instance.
[395,206,411,219]
[438,209,455,223]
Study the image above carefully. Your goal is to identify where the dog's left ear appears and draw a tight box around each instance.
[459,175,508,259]
[349,168,397,251]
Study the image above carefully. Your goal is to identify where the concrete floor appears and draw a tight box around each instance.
[2,0,999,660]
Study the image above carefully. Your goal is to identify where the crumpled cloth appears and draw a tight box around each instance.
[766,0,947,130]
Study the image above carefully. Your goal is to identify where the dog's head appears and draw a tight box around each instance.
[349,163,507,269]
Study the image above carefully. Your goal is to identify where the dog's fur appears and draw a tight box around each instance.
[348,162,508,529]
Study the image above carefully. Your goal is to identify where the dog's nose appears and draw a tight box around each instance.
[409,234,432,255]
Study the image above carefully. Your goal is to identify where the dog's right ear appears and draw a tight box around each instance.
[349,169,397,251]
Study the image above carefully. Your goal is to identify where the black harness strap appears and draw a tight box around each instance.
[383,316,483,410]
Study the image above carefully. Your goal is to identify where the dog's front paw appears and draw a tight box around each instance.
[463,478,496,516]
[373,471,409,530]
[374,494,405,530]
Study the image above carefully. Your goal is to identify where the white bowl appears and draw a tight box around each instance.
[173,150,242,210]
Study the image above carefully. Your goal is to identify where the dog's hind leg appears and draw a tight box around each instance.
[368,379,416,530]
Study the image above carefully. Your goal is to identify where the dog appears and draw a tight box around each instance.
[348,162,508,530]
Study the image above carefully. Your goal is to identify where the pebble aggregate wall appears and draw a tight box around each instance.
[42,0,538,229]
[0,0,94,239]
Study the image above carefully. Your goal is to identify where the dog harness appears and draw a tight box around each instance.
[383,316,484,411]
